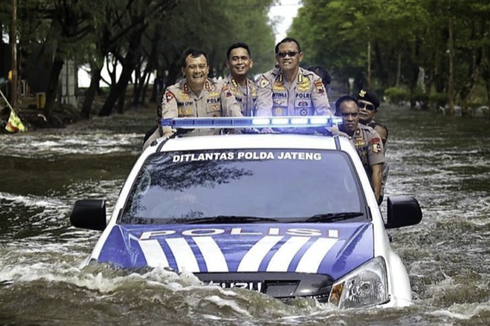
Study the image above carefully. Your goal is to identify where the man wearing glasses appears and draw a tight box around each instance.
[335,95,385,204]
[256,37,332,117]
[357,89,389,203]
[357,89,388,149]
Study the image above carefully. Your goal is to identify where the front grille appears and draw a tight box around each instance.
[196,272,333,302]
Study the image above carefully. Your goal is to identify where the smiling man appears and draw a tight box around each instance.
[143,49,242,149]
[335,95,385,203]
[256,37,332,117]
[224,42,258,116]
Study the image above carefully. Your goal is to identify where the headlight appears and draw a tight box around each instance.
[328,256,388,309]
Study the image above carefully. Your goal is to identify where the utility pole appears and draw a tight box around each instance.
[11,0,18,111]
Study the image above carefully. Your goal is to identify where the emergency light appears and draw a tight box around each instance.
[160,116,343,129]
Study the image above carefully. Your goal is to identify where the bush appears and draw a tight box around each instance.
[410,88,429,103]
[429,92,448,108]
[384,87,409,104]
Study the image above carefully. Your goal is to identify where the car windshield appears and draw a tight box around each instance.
[119,149,366,224]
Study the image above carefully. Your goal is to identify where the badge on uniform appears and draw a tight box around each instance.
[370,137,382,153]
[297,77,311,92]
[224,87,233,97]
[165,91,174,102]
[314,80,325,94]
[205,80,212,91]
[259,76,270,88]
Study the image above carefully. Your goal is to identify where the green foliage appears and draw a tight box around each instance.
[411,88,429,103]
[289,0,490,107]
[384,87,409,105]
[429,92,449,107]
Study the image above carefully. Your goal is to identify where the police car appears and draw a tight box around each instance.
[70,116,422,309]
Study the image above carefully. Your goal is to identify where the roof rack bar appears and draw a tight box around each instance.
[160,116,343,129]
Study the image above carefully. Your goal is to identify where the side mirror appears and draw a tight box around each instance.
[70,199,107,231]
[385,196,422,229]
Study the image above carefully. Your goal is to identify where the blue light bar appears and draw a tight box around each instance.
[160,116,343,129]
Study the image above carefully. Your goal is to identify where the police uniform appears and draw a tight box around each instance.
[143,78,242,149]
[255,67,332,117]
[350,124,385,182]
[368,120,389,201]
[224,75,258,116]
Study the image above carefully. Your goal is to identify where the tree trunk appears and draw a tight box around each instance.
[448,16,455,116]
[115,84,127,114]
[367,41,371,89]
[81,65,102,118]
[43,55,64,121]
[373,41,389,88]
[396,50,402,87]
[98,28,143,116]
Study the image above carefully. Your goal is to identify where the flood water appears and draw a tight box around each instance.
[1,105,489,325]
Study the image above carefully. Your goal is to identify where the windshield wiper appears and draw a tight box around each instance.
[181,215,279,224]
[303,212,364,223]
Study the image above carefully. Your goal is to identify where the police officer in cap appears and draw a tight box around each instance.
[335,95,385,203]
[357,89,389,202]
[357,89,388,148]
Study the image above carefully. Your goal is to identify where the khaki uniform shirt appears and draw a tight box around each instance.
[160,78,243,136]
[368,120,389,198]
[255,67,332,116]
[350,124,385,179]
[224,75,258,116]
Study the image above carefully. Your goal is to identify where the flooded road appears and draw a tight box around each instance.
[1,106,489,325]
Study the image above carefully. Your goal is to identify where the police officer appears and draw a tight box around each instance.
[335,95,385,203]
[224,42,258,116]
[357,89,388,148]
[143,49,242,150]
[357,89,389,202]
[256,37,332,117]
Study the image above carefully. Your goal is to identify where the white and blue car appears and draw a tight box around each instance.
[70,116,422,309]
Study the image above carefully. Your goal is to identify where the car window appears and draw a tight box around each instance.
[120,149,366,224]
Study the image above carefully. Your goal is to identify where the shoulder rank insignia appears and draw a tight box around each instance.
[205,80,212,91]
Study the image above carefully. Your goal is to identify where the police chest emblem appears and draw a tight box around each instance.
[274,108,282,115]
[300,108,308,116]
[354,136,366,147]
[273,82,285,91]
[297,76,311,92]
[179,92,189,101]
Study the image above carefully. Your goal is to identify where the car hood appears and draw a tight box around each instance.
[97,223,373,280]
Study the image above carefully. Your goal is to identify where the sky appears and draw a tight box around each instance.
[268,0,302,43]
[78,0,303,87]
